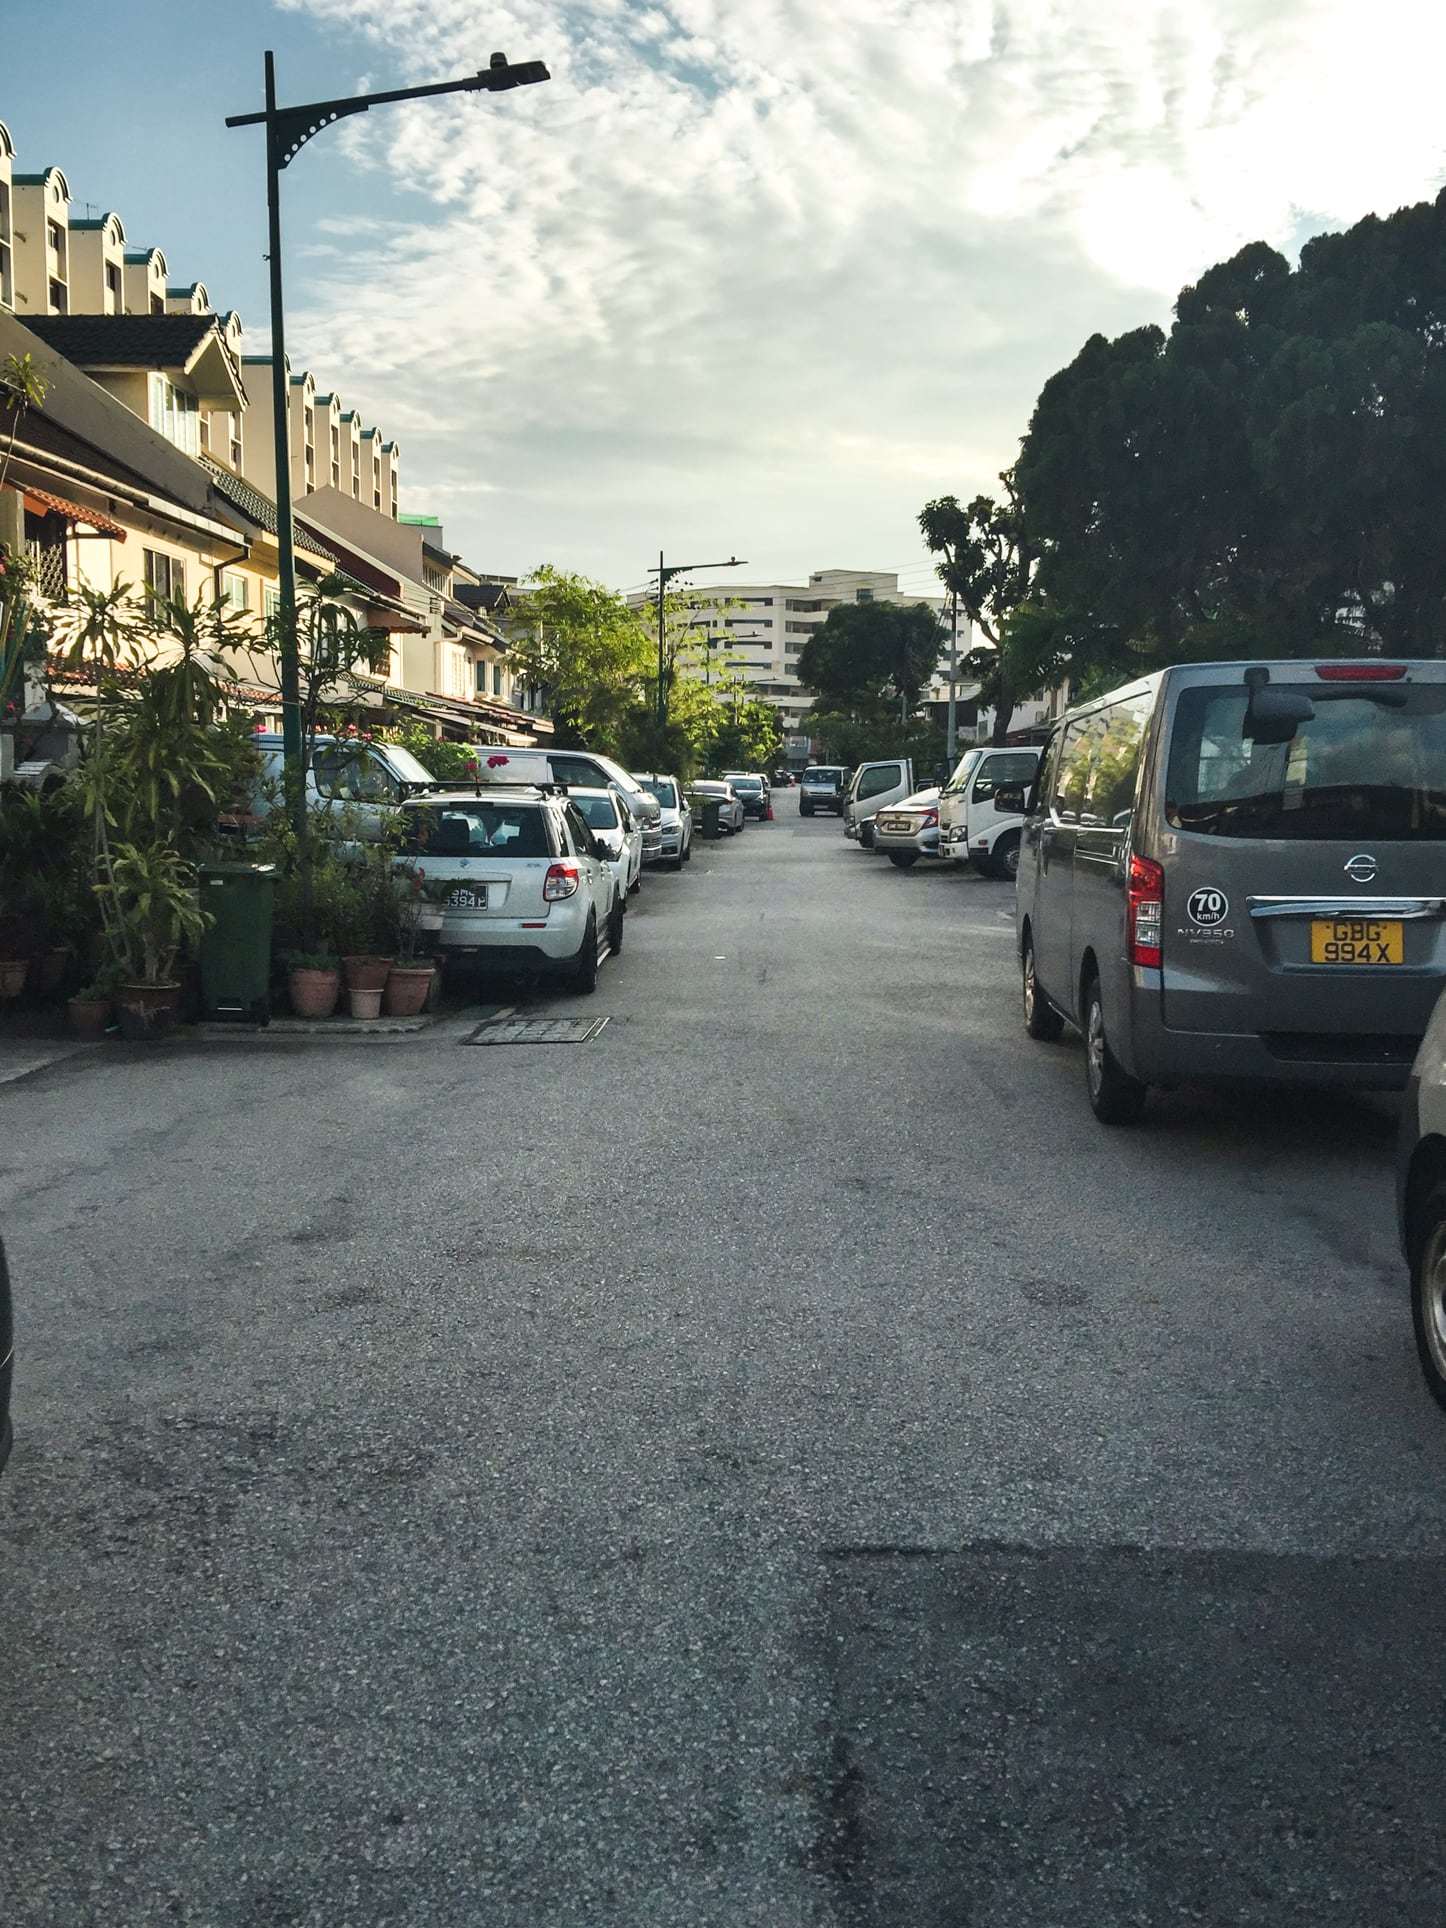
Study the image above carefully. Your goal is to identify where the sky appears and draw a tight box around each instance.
[6,0,1446,602]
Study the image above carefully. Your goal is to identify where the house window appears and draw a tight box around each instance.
[856,587,874,602]
[493,663,504,697]
[148,374,199,455]
[222,572,250,612]
[27,511,68,598]
[105,261,122,310]
[331,463,340,487]
[263,587,282,626]
[47,219,64,258]
[48,277,67,313]
[151,292,164,314]
[230,436,243,468]
[143,549,186,612]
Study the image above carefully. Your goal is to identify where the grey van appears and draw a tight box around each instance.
[1011,660,1446,1123]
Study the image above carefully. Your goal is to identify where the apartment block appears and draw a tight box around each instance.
[10,163,71,316]
[66,210,127,314]
[0,123,15,312]
[240,358,400,520]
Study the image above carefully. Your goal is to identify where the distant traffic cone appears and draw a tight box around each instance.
[766,802,774,820]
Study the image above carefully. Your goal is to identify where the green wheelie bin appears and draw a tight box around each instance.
[198,862,276,1023]
[698,796,723,840]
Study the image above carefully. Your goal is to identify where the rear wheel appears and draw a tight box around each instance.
[1409,1183,1446,1411]
[607,894,625,956]
[888,851,919,869]
[1083,972,1146,1124]
[569,913,599,994]
[1022,932,1064,1041]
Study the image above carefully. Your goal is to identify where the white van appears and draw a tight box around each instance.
[250,733,437,839]
[937,744,1042,878]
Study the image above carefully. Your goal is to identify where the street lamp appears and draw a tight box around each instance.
[226,50,550,828]
[647,553,746,729]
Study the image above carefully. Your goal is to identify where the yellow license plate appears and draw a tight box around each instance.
[1310,919,1403,965]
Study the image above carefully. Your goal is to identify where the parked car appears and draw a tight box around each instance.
[1401,988,1446,1409]
[471,748,663,864]
[799,766,848,817]
[0,1235,11,1479]
[844,758,916,848]
[722,772,770,819]
[872,787,941,867]
[569,785,644,898]
[402,786,622,991]
[690,780,746,834]
[1011,658,1446,1124]
[633,773,693,870]
[771,769,796,787]
[937,744,1043,878]
[249,733,437,839]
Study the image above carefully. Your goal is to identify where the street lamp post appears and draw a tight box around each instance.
[648,553,746,730]
[227,50,550,829]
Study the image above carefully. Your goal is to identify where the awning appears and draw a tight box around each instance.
[19,487,127,540]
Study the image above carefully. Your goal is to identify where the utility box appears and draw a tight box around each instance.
[198,862,276,1023]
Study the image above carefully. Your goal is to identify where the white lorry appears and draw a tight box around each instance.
[843,757,916,848]
[936,743,1042,878]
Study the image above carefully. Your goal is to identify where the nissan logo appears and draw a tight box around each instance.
[1344,853,1378,883]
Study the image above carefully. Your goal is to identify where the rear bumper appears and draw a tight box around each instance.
[873,827,940,856]
[1125,984,1419,1091]
[434,910,582,963]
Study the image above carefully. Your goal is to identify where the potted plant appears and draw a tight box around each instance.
[68,959,122,1040]
[384,864,441,1017]
[335,852,393,1008]
[98,842,211,1041]
[284,951,342,1020]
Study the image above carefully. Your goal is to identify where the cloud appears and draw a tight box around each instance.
[274,0,1446,584]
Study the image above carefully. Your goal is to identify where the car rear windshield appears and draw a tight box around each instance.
[1166,682,1446,840]
[728,776,763,790]
[638,778,677,808]
[402,803,551,858]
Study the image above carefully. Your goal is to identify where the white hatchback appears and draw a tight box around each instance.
[567,785,644,900]
[403,786,622,991]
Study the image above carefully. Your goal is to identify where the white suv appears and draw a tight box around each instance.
[404,786,622,991]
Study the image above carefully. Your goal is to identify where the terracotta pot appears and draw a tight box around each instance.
[341,955,393,993]
[348,986,384,1020]
[383,965,434,1017]
[115,981,180,1042]
[288,966,341,1020]
[68,995,112,1041]
[0,959,27,1000]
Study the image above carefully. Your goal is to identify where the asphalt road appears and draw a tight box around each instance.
[2,802,1443,1926]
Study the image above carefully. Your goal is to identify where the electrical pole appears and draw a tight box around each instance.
[228,50,550,832]
[946,589,958,765]
[647,553,747,730]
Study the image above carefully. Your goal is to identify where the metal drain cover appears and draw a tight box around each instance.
[465,1016,610,1045]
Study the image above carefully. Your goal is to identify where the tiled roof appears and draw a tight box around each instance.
[24,313,217,369]
[201,457,349,573]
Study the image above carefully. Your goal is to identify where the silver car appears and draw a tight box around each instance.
[403,786,622,991]
[871,787,940,868]
[633,773,693,870]
[1012,658,1446,1123]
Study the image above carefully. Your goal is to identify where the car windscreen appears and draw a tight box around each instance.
[638,778,678,808]
[572,794,621,829]
[384,744,438,787]
[941,749,981,795]
[803,769,840,786]
[1165,682,1446,840]
[402,804,551,857]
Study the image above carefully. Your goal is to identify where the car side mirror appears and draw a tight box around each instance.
[993,784,1027,815]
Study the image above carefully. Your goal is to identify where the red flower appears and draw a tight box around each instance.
[487,753,509,768]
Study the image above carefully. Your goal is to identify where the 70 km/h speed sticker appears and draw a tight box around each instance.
[1187,887,1229,927]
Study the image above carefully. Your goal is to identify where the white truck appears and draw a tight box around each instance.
[936,743,1042,878]
[843,757,916,848]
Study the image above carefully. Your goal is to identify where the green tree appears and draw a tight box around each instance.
[919,483,1040,742]
[506,566,652,751]
[794,599,940,713]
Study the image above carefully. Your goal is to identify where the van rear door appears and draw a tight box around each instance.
[1156,665,1446,1050]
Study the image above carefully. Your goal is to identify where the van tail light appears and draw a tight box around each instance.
[922,808,938,828]
[1127,854,1164,967]
[543,861,580,902]
[1314,663,1407,681]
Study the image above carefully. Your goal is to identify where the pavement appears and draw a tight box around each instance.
[1,806,1441,1925]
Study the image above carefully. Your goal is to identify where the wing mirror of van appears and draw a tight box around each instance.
[1244,688,1314,743]
[993,784,1029,815]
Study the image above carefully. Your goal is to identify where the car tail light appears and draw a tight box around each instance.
[543,862,580,901]
[922,808,938,828]
[1314,663,1407,681]
[1127,853,1163,967]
